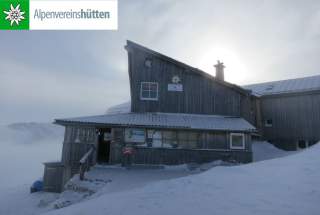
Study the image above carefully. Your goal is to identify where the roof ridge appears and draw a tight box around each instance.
[244,74,320,87]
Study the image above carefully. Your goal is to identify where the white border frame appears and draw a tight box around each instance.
[230,133,245,150]
[140,82,159,101]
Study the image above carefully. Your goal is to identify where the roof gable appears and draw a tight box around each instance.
[125,40,250,96]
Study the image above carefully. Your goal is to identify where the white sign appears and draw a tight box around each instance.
[30,0,118,30]
[168,84,183,92]
[125,128,145,143]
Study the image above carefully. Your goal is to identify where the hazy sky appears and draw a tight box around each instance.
[1,0,320,124]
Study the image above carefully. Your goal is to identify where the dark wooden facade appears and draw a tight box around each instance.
[126,41,253,119]
[42,40,320,193]
[56,126,252,167]
[44,41,255,193]
[259,91,320,150]
[61,126,97,175]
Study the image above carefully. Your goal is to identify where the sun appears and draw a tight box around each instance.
[197,46,248,84]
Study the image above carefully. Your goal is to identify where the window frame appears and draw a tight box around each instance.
[143,129,201,149]
[265,119,273,127]
[230,133,245,150]
[140,82,159,101]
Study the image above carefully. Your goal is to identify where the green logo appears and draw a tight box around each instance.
[0,0,29,30]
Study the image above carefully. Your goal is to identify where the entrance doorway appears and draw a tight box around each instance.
[97,128,111,163]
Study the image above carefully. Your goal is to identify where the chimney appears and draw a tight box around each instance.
[214,60,225,81]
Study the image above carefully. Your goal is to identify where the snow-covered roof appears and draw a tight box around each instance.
[106,101,131,114]
[55,112,256,132]
[244,75,320,96]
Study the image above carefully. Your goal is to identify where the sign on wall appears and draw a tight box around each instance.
[125,128,145,143]
[168,75,183,92]
[168,84,183,92]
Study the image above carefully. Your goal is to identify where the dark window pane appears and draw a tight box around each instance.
[150,84,157,91]
[142,83,150,91]
[150,91,157,99]
[141,90,149,98]
[178,131,188,141]
[232,135,244,147]
[189,132,198,141]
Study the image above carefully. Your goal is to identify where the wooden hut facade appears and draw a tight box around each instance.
[44,40,320,193]
[43,41,256,192]
[245,76,320,150]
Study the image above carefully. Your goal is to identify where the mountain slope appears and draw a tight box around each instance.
[0,122,64,145]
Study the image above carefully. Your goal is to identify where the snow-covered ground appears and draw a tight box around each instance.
[0,123,318,215]
[46,143,320,215]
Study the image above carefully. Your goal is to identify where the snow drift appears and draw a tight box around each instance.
[106,101,131,114]
[252,141,296,161]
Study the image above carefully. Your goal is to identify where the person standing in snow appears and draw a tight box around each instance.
[122,144,135,168]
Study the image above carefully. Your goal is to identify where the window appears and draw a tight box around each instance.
[206,133,227,149]
[178,131,199,149]
[145,130,200,149]
[230,133,245,149]
[162,131,178,148]
[125,128,146,144]
[148,130,162,147]
[140,82,158,100]
[265,119,273,127]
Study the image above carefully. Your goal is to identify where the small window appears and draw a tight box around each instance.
[265,119,273,127]
[162,131,178,148]
[230,133,245,149]
[140,82,158,100]
[178,131,199,149]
